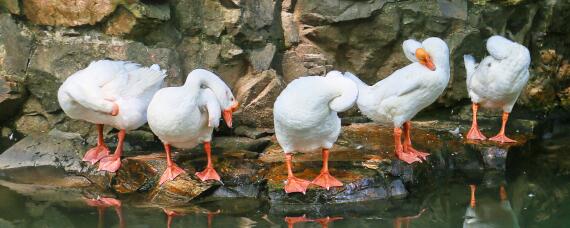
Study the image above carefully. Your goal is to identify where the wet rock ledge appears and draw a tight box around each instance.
[0,118,536,210]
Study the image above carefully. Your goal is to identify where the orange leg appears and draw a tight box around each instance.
[159,143,186,185]
[98,129,126,172]
[466,103,487,140]
[500,185,508,201]
[470,184,476,208]
[195,142,222,182]
[394,127,421,164]
[97,207,105,228]
[489,112,517,143]
[403,121,430,160]
[83,124,110,165]
[311,149,343,190]
[314,216,343,228]
[394,208,426,228]
[206,210,220,228]
[285,216,313,228]
[163,209,182,228]
[283,153,311,194]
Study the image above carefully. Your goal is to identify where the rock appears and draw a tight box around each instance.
[104,2,171,38]
[249,43,276,72]
[22,0,119,27]
[234,69,284,128]
[0,129,87,173]
[104,7,138,36]
[211,136,271,153]
[281,11,299,48]
[234,126,274,139]
[0,0,19,15]
[0,14,31,122]
[281,45,329,83]
[297,0,389,25]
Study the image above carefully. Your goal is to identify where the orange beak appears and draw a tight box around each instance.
[415,48,436,71]
[223,109,233,128]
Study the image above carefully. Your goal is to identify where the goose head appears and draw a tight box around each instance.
[402,39,422,62]
[419,37,450,71]
[186,69,239,128]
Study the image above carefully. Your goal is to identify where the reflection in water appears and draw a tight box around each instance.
[394,208,426,228]
[464,185,520,228]
[285,215,313,228]
[285,215,343,228]
[84,197,125,228]
[314,216,343,228]
[163,208,182,228]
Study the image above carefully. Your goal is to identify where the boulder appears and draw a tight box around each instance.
[0,14,31,122]
[234,69,284,128]
[0,129,87,173]
[22,0,119,27]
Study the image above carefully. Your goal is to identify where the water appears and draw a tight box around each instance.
[0,130,569,227]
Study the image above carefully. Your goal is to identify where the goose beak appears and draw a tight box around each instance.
[415,48,436,71]
[223,109,233,128]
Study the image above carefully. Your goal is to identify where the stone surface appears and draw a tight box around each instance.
[22,0,119,27]
[234,69,284,128]
[0,129,86,173]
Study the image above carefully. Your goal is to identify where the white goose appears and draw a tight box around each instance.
[273,71,358,194]
[58,60,166,172]
[147,69,238,185]
[344,37,450,164]
[464,35,530,143]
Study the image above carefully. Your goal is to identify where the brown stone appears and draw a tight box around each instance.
[104,7,137,36]
[23,0,119,27]
[234,69,284,128]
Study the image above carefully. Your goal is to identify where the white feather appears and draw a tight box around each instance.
[273,71,358,153]
[147,69,234,149]
[57,60,167,130]
[345,37,450,128]
[465,35,530,112]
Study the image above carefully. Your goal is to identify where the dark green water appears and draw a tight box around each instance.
[0,132,569,228]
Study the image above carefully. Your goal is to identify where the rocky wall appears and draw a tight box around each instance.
[0,0,569,141]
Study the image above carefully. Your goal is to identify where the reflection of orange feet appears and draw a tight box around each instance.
[466,126,487,141]
[404,146,429,161]
[312,172,343,190]
[284,176,311,194]
[284,215,313,228]
[159,165,186,185]
[396,146,422,164]
[83,145,110,165]
[315,216,343,228]
[98,155,121,172]
[196,167,221,182]
[489,133,516,144]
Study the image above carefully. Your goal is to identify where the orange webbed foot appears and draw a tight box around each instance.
[83,145,110,165]
[284,176,311,194]
[466,126,487,141]
[489,134,516,144]
[285,215,313,226]
[396,146,422,164]
[404,146,430,161]
[98,155,122,172]
[159,164,186,185]
[311,172,343,190]
[195,167,221,182]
